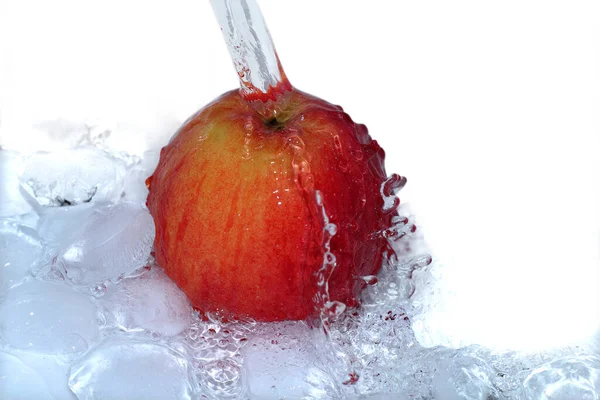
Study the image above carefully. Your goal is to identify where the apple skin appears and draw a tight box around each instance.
[146,88,394,322]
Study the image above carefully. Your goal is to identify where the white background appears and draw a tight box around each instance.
[1,0,599,351]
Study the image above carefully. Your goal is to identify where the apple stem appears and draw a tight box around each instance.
[210,0,292,103]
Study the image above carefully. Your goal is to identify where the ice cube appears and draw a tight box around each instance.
[0,352,54,400]
[522,355,600,400]
[68,339,196,400]
[0,221,42,294]
[0,150,33,217]
[3,345,80,399]
[243,321,337,399]
[0,279,101,354]
[100,267,192,336]
[36,201,99,249]
[20,147,126,206]
[54,202,155,285]
[431,353,500,400]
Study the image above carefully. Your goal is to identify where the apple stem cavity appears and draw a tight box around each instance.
[210,0,292,105]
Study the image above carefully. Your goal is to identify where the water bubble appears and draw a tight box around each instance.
[91,282,108,297]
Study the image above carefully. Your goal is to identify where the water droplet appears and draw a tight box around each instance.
[324,253,336,265]
[91,283,107,297]
[350,148,364,160]
[287,135,305,150]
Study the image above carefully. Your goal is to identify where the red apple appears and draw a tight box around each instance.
[146,0,398,322]
[146,88,396,321]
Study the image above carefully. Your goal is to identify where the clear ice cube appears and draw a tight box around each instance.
[0,351,54,400]
[53,202,155,285]
[3,348,78,400]
[522,355,600,400]
[0,279,101,354]
[19,147,126,206]
[100,267,192,336]
[431,354,500,400]
[68,339,196,400]
[36,201,99,249]
[0,221,42,294]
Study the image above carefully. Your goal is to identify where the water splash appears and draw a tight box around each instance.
[184,311,256,398]
[312,190,346,328]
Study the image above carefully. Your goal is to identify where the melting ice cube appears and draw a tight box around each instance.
[51,202,155,285]
[36,201,99,249]
[0,352,54,400]
[522,356,600,400]
[0,279,101,354]
[2,348,77,400]
[100,267,192,336]
[19,147,126,206]
[431,353,500,400]
[68,339,196,400]
[0,221,42,294]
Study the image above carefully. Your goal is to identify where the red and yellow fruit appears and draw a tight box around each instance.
[146,87,394,321]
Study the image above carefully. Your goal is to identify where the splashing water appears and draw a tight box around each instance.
[2,129,598,399]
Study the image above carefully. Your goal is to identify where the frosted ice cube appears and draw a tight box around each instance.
[522,355,600,400]
[431,354,499,400]
[3,348,78,400]
[55,202,155,285]
[100,267,192,336]
[0,150,33,217]
[36,201,99,249]
[0,352,54,400]
[0,280,101,354]
[68,339,195,400]
[20,147,126,206]
[243,321,337,399]
[0,221,42,294]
